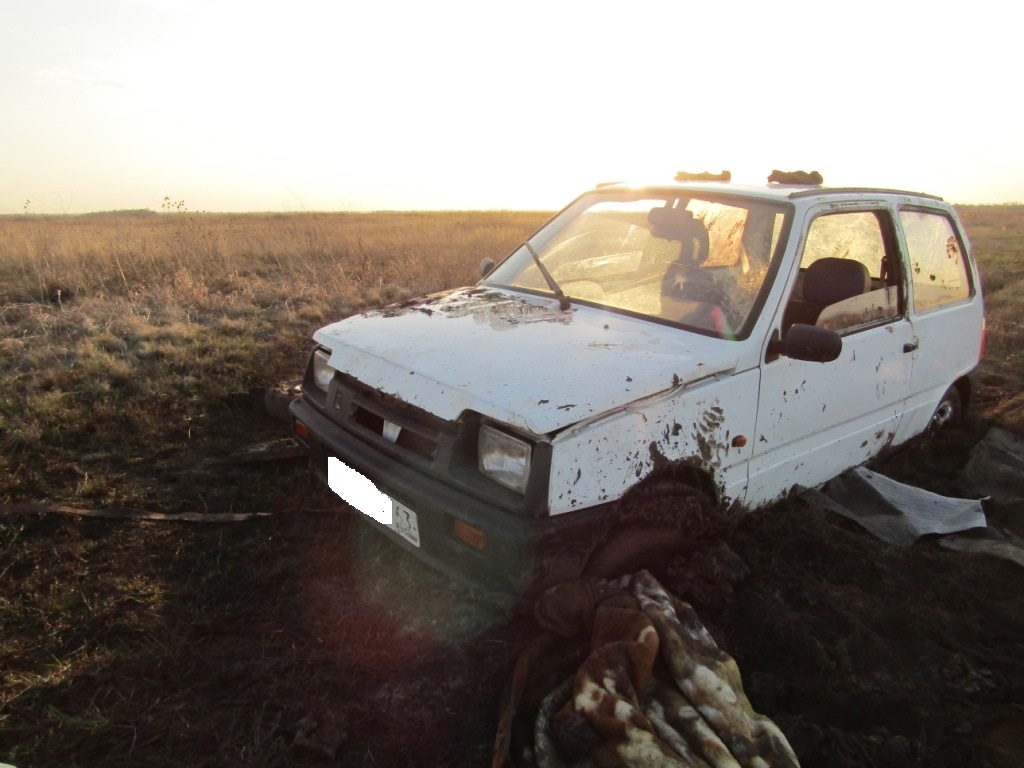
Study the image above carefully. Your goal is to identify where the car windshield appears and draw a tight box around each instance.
[485,190,791,339]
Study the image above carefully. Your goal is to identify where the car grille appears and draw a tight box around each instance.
[332,374,453,464]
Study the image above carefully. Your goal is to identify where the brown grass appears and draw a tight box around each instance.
[0,209,551,509]
[955,206,1024,433]
[0,208,550,767]
[0,210,547,306]
[0,204,1022,767]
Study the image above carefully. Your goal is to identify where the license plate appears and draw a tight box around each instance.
[389,500,421,548]
[326,457,392,524]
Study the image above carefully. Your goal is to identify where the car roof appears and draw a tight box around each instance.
[594,178,944,204]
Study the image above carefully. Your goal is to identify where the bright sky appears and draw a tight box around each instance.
[2,0,1022,214]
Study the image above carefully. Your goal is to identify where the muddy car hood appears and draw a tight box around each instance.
[313,287,739,435]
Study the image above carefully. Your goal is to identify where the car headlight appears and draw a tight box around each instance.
[478,425,532,494]
[312,348,335,391]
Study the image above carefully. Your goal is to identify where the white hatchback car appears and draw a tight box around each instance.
[291,172,985,597]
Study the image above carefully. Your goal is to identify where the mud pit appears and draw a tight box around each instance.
[294,411,1023,767]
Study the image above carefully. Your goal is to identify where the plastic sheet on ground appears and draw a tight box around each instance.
[813,466,988,547]
[493,571,799,768]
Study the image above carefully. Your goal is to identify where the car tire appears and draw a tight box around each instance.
[929,385,963,436]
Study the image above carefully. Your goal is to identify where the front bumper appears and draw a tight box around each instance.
[290,397,605,598]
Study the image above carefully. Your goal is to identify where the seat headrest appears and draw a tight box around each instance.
[803,257,871,304]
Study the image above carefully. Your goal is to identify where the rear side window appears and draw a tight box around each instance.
[899,210,971,312]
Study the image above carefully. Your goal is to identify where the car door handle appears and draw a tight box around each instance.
[903,342,919,353]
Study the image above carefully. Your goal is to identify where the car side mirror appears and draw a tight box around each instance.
[767,324,842,363]
[480,258,496,278]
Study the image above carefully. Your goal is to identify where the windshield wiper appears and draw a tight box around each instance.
[524,241,570,311]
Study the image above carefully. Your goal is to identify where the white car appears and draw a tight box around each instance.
[291,171,985,597]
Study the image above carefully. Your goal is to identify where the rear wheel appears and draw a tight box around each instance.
[928,385,963,436]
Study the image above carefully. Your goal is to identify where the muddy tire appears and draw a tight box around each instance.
[928,385,963,436]
[583,481,717,580]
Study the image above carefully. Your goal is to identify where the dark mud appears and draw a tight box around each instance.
[316,416,1024,767]
[3,420,1021,768]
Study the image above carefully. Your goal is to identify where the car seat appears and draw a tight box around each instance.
[783,257,871,330]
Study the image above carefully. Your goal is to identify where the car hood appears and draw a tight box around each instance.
[313,287,739,435]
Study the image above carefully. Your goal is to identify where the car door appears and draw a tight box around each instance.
[746,204,917,506]
[890,205,986,443]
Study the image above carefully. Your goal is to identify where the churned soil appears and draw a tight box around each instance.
[2,417,1021,768]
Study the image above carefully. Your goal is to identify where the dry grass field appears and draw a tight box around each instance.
[0,209,549,511]
[1,205,1023,767]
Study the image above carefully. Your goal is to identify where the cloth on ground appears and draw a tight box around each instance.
[493,570,799,768]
